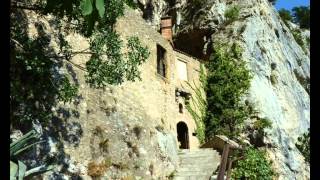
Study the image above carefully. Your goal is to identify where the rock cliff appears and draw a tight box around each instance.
[137,0,310,179]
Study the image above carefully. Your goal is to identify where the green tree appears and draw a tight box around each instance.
[268,0,277,5]
[292,6,310,29]
[10,0,148,128]
[278,8,292,25]
[204,42,252,139]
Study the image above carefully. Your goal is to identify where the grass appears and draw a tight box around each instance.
[225,5,240,24]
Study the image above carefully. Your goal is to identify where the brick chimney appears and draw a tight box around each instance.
[160,16,173,45]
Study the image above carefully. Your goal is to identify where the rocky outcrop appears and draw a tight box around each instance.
[137,0,310,179]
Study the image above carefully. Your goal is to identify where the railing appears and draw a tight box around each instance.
[200,135,242,180]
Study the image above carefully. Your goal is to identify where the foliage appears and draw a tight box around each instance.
[291,28,305,50]
[295,128,310,163]
[270,73,277,85]
[306,37,310,46]
[185,64,207,143]
[10,13,79,127]
[293,69,310,95]
[125,36,150,81]
[11,0,149,128]
[224,6,240,24]
[278,8,292,26]
[87,161,109,177]
[232,147,275,180]
[204,42,252,139]
[85,34,149,87]
[11,3,149,177]
[253,118,272,132]
[292,6,310,29]
[268,0,277,5]
[10,130,54,179]
[124,0,138,9]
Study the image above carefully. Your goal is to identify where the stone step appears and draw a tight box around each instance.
[174,148,221,180]
[175,170,214,176]
[179,158,216,163]
[177,163,218,168]
[179,148,214,152]
[180,156,220,160]
[178,150,217,155]
[173,175,210,180]
[176,167,217,172]
[179,152,218,157]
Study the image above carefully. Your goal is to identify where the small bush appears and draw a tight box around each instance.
[113,162,129,170]
[104,157,112,167]
[278,8,292,26]
[87,161,108,177]
[296,128,310,163]
[133,125,143,139]
[271,62,277,70]
[293,69,309,94]
[291,28,304,49]
[253,118,272,131]
[297,59,302,66]
[167,170,177,179]
[232,147,275,180]
[270,73,277,85]
[225,6,240,24]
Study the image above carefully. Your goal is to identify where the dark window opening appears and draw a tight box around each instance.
[157,45,166,77]
[179,103,183,113]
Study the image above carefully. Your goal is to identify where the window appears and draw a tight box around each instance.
[157,45,166,77]
[179,103,183,113]
[176,59,188,81]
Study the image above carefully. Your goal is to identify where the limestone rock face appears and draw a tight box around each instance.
[137,0,310,179]
[175,0,310,179]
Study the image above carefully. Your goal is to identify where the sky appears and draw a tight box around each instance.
[275,0,310,10]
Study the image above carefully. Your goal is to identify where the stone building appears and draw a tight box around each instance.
[115,10,205,149]
[23,8,209,178]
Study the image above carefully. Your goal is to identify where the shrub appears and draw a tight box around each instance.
[133,125,143,139]
[295,128,310,163]
[293,69,309,94]
[291,28,304,48]
[270,73,277,85]
[292,6,310,29]
[87,161,108,177]
[268,0,277,5]
[225,6,240,24]
[253,118,272,131]
[232,147,275,180]
[278,8,292,26]
[204,42,252,139]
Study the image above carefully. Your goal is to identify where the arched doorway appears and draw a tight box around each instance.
[177,121,189,149]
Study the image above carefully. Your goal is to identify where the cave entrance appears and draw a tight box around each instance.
[177,121,189,149]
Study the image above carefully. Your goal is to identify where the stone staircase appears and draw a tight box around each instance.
[173,148,221,180]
